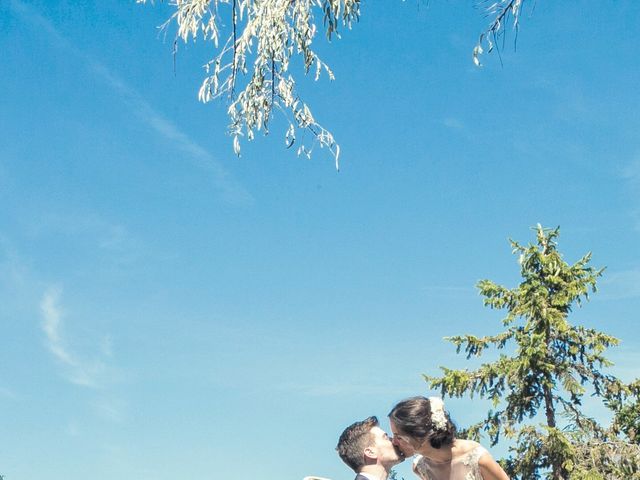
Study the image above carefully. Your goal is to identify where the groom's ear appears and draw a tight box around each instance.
[363,445,377,460]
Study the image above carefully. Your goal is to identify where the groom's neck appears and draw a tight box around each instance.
[358,465,389,480]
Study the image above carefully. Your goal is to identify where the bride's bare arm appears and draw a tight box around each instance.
[478,453,509,480]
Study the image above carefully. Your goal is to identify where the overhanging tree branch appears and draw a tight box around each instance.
[139,0,532,163]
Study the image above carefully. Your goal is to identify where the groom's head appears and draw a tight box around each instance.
[336,416,402,473]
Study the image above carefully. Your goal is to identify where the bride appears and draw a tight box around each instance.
[388,396,509,480]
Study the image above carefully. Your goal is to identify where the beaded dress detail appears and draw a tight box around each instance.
[412,445,488,480]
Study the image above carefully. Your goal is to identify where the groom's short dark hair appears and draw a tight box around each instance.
[336,416,379,473]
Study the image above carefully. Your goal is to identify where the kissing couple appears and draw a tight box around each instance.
[336,396,509,480]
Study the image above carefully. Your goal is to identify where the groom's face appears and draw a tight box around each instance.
[389,420,417,457]
[369,426,404,466]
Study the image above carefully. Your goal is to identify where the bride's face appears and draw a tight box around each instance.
[389,420,419,457]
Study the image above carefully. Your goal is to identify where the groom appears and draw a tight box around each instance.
[336,416,404,480]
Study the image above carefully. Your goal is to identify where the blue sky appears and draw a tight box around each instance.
[1,1,639,479]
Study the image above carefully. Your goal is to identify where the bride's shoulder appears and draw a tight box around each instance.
[412,455,428,478]
[453,439,485,456]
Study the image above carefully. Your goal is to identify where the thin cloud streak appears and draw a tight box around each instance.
[622,156,640,231]
[40,287,104,388]
[609,350,640,383]
[93,397,127,424]
[442,117,464,130]
[26,211,143,269]
[421,285,476,299]
[0,386,19,401]
[9,0,252,206]
[599,269,640,300]
[282,381,416,398]
[623,158,640,185]
[87,61,252,205]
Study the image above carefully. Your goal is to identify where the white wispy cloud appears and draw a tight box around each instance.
[101,334,114,358]
[27,211,140,258]
[87,61,253,205]
[599,269,640,300]
[0,235,31,293]
[9,0,252,206]
[623,157,640,185]
[420,285,476,298]
[442,117,464,130]
[0,386,19,401]
[2,239,127,424]
[608,349,640,383]
[621,156,640,231]
[0,160,8,191]
[93,397,127,424]
[40,287,106,388]
[282,381,417,398]
[65,421,81,437]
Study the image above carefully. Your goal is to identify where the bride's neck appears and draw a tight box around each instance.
[418,442,454,463]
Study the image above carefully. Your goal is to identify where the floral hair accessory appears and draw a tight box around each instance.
[428,396,447,431]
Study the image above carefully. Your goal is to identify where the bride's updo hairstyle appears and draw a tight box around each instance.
[388,396,456,449]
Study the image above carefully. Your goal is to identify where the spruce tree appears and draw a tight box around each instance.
[426,225,626,479]
[609,379,640,444]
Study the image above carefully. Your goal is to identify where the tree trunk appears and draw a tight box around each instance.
[543,383,556,428]
[543,315,562,480]
[544,379,564,480]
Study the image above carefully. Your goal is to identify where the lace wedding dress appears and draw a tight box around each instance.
[412,445,488,480]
